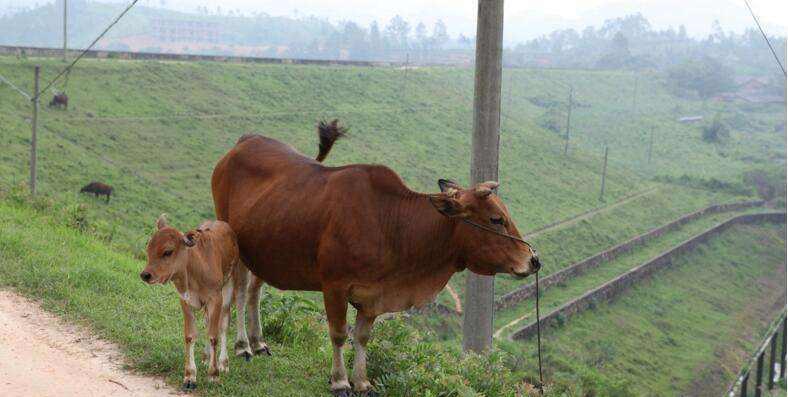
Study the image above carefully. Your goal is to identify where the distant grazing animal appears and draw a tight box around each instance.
[211,119,541,396]
[49,93,68,109]
[140,216,267,391]
[79,182,113,203]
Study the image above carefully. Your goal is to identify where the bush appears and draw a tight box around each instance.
[701,115,730,143]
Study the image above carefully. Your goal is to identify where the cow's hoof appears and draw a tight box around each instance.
[357,391,379,397]
[181,380,197,392]
[331,389,351,397]
[254,345,272,356]
[239,351,253,362]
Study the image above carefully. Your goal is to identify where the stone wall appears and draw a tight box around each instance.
[496,201,764,311]
[510,212,785,341]
[0,45,400,68]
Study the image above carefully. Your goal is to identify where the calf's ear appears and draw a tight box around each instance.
[182,231,197,247]
[156,214,168,230]
[430,194,469,218]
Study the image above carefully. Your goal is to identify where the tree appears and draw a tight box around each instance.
[431,19,449,50]
[702,114,730,143]
[385,15,410,50]
[415,22,428,50]
[666,55,734,98]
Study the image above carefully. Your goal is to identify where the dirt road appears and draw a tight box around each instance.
[0,290,179,397]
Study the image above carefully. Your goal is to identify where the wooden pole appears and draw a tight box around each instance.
[63,0,68,62]
[599,145,608,201]
[463,0,504,354]
[781,317,787,380]
[768,333,777,389]
[30,65,40,195]
[563,86,573,156]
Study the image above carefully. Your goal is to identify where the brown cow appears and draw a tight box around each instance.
[140,216,265,391]
[80,181,113,203]
[49,93,68,109]
[211,120,540,396]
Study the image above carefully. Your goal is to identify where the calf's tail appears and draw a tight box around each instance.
[315,119,346,163]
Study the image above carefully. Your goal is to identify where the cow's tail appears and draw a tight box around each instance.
[316,119,346,163]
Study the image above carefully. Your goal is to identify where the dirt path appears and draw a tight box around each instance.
[526,186,659,239]
[0,290,180,397]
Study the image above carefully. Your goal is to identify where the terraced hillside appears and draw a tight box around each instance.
[499,222,786,396]
[1,55,783,259]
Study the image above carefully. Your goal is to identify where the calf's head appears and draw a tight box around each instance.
[430,179,540,278]
[140,214,197,284]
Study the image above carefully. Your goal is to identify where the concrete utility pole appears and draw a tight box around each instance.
[63,0,68,62]
[463,0,504,354]
[563,85,573,156]
[30,65,40,195]
[599,145,608,202]
[647,127,654,164]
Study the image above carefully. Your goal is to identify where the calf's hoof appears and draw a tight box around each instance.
[254,345,272,356]
[181,380,197,392]
[356,391,379,397]
[331,389,351,397]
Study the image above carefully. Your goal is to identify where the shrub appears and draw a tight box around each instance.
[701,115,730,143]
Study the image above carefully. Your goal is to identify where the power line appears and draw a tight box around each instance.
[0,73,31,100]
[743,0,787,77]
[34,0,141,101]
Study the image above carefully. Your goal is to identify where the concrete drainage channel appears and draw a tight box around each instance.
[496,200,765,311]
[510,212,786,341]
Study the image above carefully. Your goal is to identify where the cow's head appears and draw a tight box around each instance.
[139,214,196,284]
[430,179,540,278]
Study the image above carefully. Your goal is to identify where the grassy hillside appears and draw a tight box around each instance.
[499,222,786,396]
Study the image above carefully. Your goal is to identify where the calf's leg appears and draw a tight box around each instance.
[231,265,253,359]
[217,282,233,372]
[205,297,223,382]
[323,289,351,396]
[246,274,270,356]
[180,300,198,391]
[351,311,377,394]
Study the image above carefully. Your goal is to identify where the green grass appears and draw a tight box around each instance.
[492,207,767,333]
[498,223,787,396]
[0,196,542,396]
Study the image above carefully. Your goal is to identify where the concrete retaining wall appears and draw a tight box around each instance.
[511,212,786,341]
[0,45,402,68]
[496,201,764,311]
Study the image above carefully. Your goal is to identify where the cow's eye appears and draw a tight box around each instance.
[490,217,505,225]
[162,250,173,258]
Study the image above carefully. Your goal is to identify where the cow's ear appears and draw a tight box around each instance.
[474,181,499,199]
[182,231,197,247]
[156,214,168,230]
[430,194,469,218]
[438,179,463,194]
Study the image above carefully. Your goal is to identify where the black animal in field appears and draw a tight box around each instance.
[49,93,68,109]
[80,182,113,203]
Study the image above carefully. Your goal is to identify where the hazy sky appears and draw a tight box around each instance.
[2,0,786,42]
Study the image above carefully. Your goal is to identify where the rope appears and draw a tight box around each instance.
[743,0,787,77]
[535,270,544,394]
[0,73,31,100]
[33,0,141,101]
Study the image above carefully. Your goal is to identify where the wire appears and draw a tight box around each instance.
[0,73,31,100]
[33,0,141,101]
[743,0,787,77]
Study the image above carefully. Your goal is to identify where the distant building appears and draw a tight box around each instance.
[151,18,221,44]
[714,76,784,104]
[678,116,703,123]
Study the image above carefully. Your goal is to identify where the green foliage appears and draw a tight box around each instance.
[702,114,731,143]
[667,56,734,99]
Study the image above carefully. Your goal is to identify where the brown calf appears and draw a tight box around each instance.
[80,181,113,203]
[140,216,267,391]
[211,120,540,396]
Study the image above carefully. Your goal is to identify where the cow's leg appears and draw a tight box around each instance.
[351,311,377,394]
[217,282,232,372]
[231,265,253,360]
[324,289,351,396]
[180,300,198,391]
[205,296,222,382]
[246,274,270,356]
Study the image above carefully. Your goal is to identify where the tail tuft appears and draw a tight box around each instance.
[316,119,346,162]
